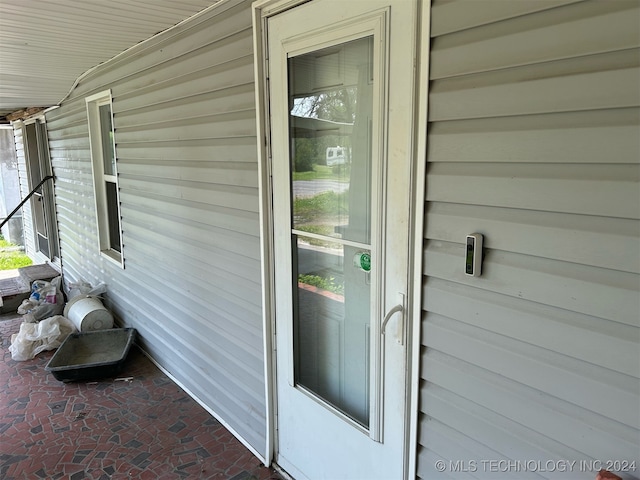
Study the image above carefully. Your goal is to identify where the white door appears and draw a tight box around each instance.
[267,1,417,478]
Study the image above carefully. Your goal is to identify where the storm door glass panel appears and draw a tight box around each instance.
[289,36,374,427]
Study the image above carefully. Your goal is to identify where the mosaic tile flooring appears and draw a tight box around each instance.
[0,314,282,480]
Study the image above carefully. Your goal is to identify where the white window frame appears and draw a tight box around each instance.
[86,89,124,267]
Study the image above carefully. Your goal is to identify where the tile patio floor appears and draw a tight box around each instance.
[0,313,282,480]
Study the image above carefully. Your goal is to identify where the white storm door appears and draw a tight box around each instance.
[24,120,58,260]
[267,0,417,478]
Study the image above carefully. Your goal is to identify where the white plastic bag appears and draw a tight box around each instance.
[17,276,65,322]
[67,280,92,299]
[66,279,107,300]
[8,315,77,361]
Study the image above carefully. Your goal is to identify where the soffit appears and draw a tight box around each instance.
[0,0,219,122]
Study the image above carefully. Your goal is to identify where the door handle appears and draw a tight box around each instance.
[381,294,405,345]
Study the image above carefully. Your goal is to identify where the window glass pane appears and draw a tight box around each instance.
[99,104,116,176]
[288,38,372,245]
[106,181,121,253]
[289,36,374,427]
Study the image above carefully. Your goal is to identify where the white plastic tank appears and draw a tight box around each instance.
[64,296,114,331]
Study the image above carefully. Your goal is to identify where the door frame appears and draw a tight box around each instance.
[19,114,60,266]
[252,0,431,476]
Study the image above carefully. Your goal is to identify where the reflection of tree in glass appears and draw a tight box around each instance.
[291,88,357,173]
[293,138,315,172]
[291,87,357,123]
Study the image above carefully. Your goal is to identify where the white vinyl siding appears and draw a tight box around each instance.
[44,0,267,458]
[418,0,640,477]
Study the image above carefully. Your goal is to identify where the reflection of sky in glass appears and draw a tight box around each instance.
[292,97,317,117]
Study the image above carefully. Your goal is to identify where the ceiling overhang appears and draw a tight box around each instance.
[0,0,219,123]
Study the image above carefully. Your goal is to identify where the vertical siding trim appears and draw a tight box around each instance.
[407,1,431,479]
[251,3,272,466]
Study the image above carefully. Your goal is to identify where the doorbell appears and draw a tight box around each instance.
[465,233,483,277]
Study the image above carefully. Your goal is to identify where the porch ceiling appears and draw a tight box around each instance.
[0,0,219,123]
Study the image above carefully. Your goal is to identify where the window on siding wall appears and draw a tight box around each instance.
[86,90,124,266]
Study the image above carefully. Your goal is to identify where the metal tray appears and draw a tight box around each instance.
[45,328,136,382]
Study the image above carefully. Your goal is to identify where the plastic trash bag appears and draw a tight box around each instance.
[9,315,77,361]
[66,280,107,300]
[17,276,65,322]
[66,280,92,299]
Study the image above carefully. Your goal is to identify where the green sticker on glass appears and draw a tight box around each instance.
[360,252,371,272]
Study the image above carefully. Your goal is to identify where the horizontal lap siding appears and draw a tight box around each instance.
[45,0,267,457]
[418,0,640,477]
